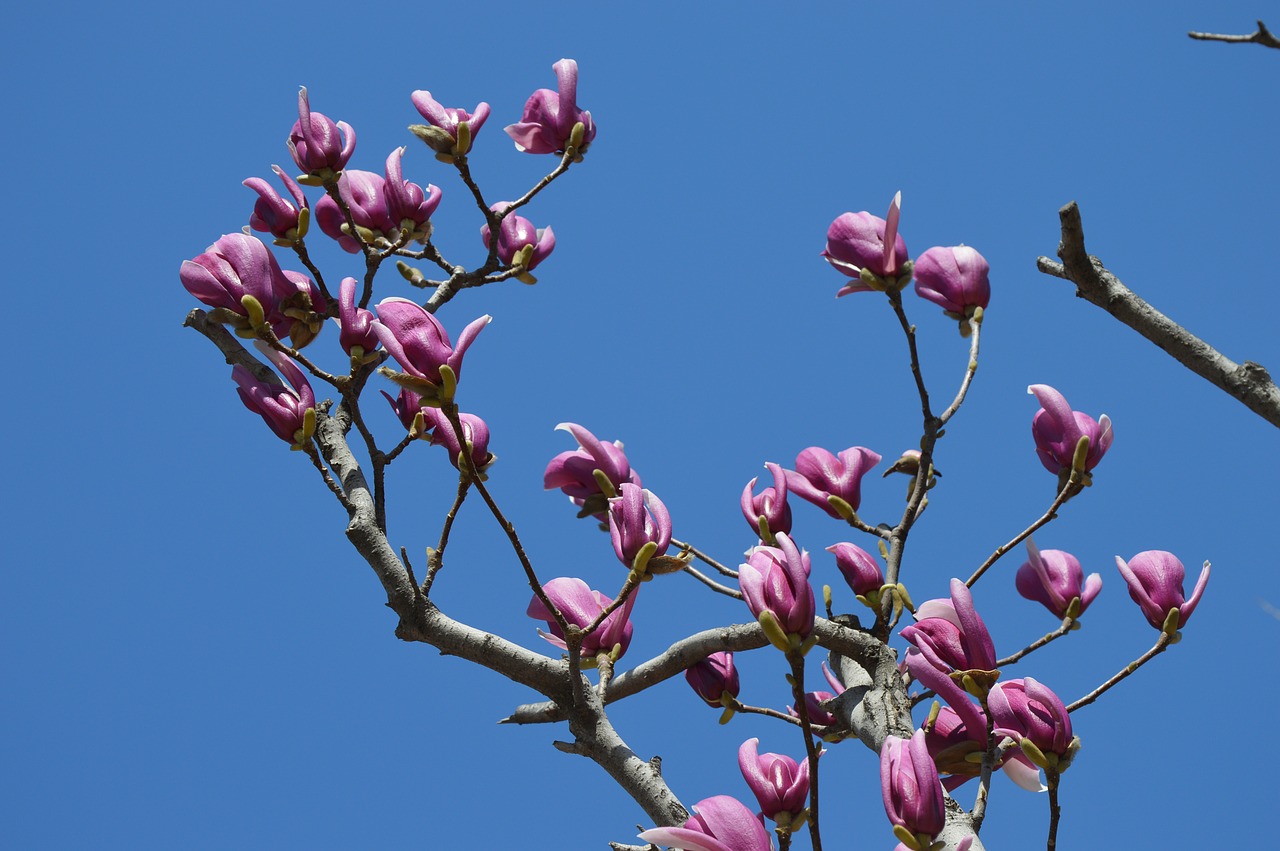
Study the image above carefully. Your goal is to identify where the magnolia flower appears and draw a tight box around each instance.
[244,165,309,242]
[316,150,441,252]
[738,738,810,825]
[821,193,909,295]
[739,533,815,647]
[685,652,739,707]
[526,577,637,664]
[1028,384,1113,484]
[543,423,641,519]
[638,796,774,851]
[881,730,946,844]
[901,579,997,679]
[231,344,316,450]
[480,202,555,283]
[1115,550,1210,631]
[373,298,490,402]
[913,245,990,319]
[287,87,355,177]
[784,446,881,519]
[741,462,792,541]
[1016,538,1102,619]
[827,542,884,598]
[420,407,495,476]
[505,58,597,156]
[988,678,1076,769]
[180,232,294,331]
[337,278,379,358]
[607,484,672,571]
[410,90,490,158]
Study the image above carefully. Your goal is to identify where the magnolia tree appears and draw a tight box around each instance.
[181,58,1242,851]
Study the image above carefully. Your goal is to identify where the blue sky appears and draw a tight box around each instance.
[6,2,1278,848]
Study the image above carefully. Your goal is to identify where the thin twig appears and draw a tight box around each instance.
[504,149,576,215]
[996,617,1076,668]
[1046,767,1062,850]
[422,472,471,596]
[383,432,417,464]
[730,701,805,728]
[787,655,823,851]
[1188,19,1280,49]
[965,483,1073,587]
[681,564,743,599]
[670,538,738,578]
[969,702,997,832]
[1066,631,1173,712]
[938,314,983,426]
[584,574,642,636]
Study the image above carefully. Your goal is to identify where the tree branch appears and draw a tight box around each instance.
[1188,19,1280,49]
[1037,201,1280,428]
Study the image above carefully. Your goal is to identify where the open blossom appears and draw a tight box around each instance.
[638,796,773,851]
[686,652,739,707]
[287,87,355,176]
[316,150,441,252]
[607,483,672,571]
[741,462,792,540]
[1016,538,1101,619]
[526,577,637,664]
[988,678,1075,767]
[901,579,997,678]
[822,193,908,295]
[410,90,490,158]
[373,298,490,399]
[1029,384,1113,481]
[181,232,289,320]
[505,58,596,155]
[784,446,881,519]
[231,344,315,449]
[738,738,810,825]
[1116,551,1210,631]
[481,202,555,282]
[244,165,308,242]
[913,245,990,319]
[420,407,494,475]
[543,423,641,519]
[739,533,814,645]
[881,729,946,843]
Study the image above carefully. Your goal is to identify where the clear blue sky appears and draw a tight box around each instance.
[6,2,1277,848]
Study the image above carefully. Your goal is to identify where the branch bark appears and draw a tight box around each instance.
[1188,19,1280,49]
[1036,202,1280,428]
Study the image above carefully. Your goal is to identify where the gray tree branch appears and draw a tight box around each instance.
[1188,19,1280,49]
[1036,202,1280,429]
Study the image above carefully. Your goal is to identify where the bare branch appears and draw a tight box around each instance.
[1188,19,1280,49]
[1037,201,1280,429]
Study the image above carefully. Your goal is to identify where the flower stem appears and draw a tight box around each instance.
[1067,631,1173,712]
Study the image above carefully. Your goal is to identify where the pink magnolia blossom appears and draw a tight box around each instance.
[988,678,1075,765]
[410,90,490,158]
[821,193,908,295]
[784,446,881,519]
[287,87,355,177]
[337,277,379,358]
[1115,550,1210,631]
[373,298,490,399]
[1016,538,1102,619]
[481,202,555,282]
[913,245,991,319]
[881,729,946,842]
[1028,384,1113,481]
[901,579,997,677]
[738,738,811,824]
[638,795,773,851]
[685,652,739,707]
[231,344,316,450]
[420,407,494,475]
[741,462,792,541]
[505,58,597,156]
[607,483,672,571]
[739,533,814,644]
[244,165,308,242]
[827,542,885,598]
[316,150,441,253]
[526,577,637,664]
[543,423,641,520]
